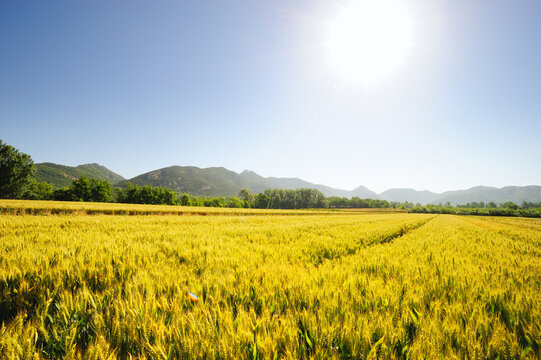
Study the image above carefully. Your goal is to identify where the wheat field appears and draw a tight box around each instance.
[0,201,539,359]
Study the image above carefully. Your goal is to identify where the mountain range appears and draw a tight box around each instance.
[34,163,541,205]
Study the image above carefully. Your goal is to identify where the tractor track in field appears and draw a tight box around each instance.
[312,215,438,266]
[374,215,438,245]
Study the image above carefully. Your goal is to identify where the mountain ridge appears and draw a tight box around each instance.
[119,165,541,204]
[36,162,541,204]
[35,162,125,188]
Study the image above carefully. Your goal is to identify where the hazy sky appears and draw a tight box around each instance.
[1,0,540,193]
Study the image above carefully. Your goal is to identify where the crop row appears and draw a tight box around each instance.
[0,212,539,359]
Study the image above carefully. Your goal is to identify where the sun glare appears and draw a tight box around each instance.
[328,0,413,84]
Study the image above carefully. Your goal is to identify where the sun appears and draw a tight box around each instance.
[328,0,413,84]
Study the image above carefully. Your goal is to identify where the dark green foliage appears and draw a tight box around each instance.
[226,196,244,208]
[327,196,391,209]
[255,193,271,209]
[239,188,253,204]
[70,176,93,202]
[240,188,328,209]
[191,197,226,207]
[295,188,327,209]
[0,140,35,199]
[50,176,113,202]
[501,201,519,210]
[52,187,73,202]
[90,178,113,203]
[23,179,54,200]
[410,203,541,218]
[180,194,190,206]
[69,176,112,202]
[116,183,176,205]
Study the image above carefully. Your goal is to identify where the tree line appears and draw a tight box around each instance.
[1,140,540,216]
[409,204,541,218]
[20,177,331,210]
[238,188,327,209]
[19,174,541,217]
[327,196,394,209]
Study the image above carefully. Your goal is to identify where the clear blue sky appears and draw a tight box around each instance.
[1,0,540,193]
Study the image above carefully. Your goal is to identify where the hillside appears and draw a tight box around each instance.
[380,188,440,204]
[35,163,125,188]
[433,185,541,205]
[378,186,541,205]
[117,166,253,197]
[240,171,379,198]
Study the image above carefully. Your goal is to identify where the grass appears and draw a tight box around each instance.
[0,200,539,359]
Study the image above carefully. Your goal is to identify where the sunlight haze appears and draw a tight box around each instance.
[1,0,540,193]
[327,0,413,84]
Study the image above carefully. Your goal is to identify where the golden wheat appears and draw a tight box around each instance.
[0,201,539,359]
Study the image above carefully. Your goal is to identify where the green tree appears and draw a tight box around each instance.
[180,194,190,206]
[52,187,72,201]
[89,178,113,202]
[501,201,518,210]
[226,196,244,208]
[23,179,53,200]
[70,176,93,201]
[239,188,253,204]
[0,140,36,199]
[64,176,112,202]
[255,193,270,209]
[487,201,497,208]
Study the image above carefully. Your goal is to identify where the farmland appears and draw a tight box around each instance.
[0,201,539,359]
